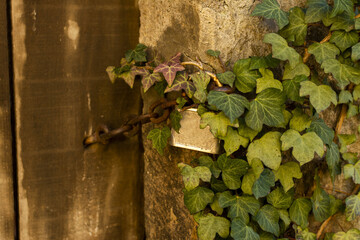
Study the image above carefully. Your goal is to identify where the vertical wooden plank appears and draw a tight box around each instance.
[0,1,16,240]
[11,0,143,239]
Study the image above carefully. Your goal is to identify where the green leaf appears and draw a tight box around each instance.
[251,0,289,29]
[191,71,211,103]
[206,49,220,58]
[252,169,276,199]
[330,13,355,32]
[347,103,358,118]
[147,127,171,155]
[281,129,324,165]
[289,198,312,228]
[178,163,212,191]
[338,134,356,153]
[254,204,280,237]
[231,218,260,240]
[345,193,360,221]
[353,85,360,100]
[282,62,310,80]
[330,30,359,52]
[217,71,236,87]
[241,159,264,195]
[259,232,276,240]
[142,72,164,93]
[267,187,293,209]
[256,68,283,93]
[219,191,261,221]
[210,193,224,215]
[311,179,331,222]
[238,119,260,141]
[351,43,360,61]
[279,7,307,46]
[207,91,249,123]
[305,0,330,23]
[329,195,343,216]
[170,110,182,133]
[299,81,337,112]
[282,75,307,102]
[233,59,261,93]
[200,111,239,138]
[296,227,316,240]
[326,142,341,182]
[125,43,147,63]
[198,156,221,178]
[164,72,195,97]
[184,186,214,214]
[339,90,353,104]
[330,0,354,18]
[220,127,249,156]
[247,131,282,170]
[198,213,230,240]
[307,118,335,145]
[289,108,311,132]
[333,228,360,240]
[245,89,285,131]
[342,152,358,164]
[118,71,136,88]
[211,177,228,192]
[273,161,302,192]
[344,161,360,184]
[176,97,187,109]
[322,59,360,89]
[249,55,280,70]
[263,33,301,68]
[217,154,249,189]
[308,42,340,64]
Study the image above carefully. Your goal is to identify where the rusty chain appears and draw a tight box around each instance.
[83,98,177,147]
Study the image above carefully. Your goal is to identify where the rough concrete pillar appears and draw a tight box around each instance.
[138,1,309,239]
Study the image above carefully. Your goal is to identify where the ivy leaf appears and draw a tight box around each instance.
[296,227,316,240]
[347,102,358,117]
[311,178,331,222]
[254,204,280,237]
[305,0,330,23]
[289,108,311,132]
[211,177,228,192]
[247,131,282,170]
[206,49,220,58]
[217,71,236,87]
[323,59,360,89]
[330,13,355,32]
[233,59,261,93]
[307,118,334,145]
[345,192,360,221]
[283,75,307,102]
[210,193,224,215]
[273,161,302,192]
[353,85,360,100]
[326,142,341,182]
[330,0,354,18]
[142,72,163,93]
[250,54,280,70]
[279,7,307,46]
[164,72,195,97]
[198,213,230,240]
[220,127,249,156]
[118,71,136,88]
[200,112,239,138]
[238,119,260,141]
[147,126,171,155]
[217,154,249,189]
[252,169,276,199]
[191,71,211,103]
[279,209,291,230]
[198,156,221,178]
[231,218,260,240]
[251,0,289,29]
[351,42,360,62]
[289,198,312,228]
[154,56,185,86]
[267,187,293,209]
[283,62,310,80]
[263,33,301,68]
[256,68,283,93]
[308,42,340,64]
[207,91,249,123]
[245,89,285,131]
[170,110,182,133]
[299,81,337,112]
[339,90,353,104]
[241,159,264,195]
[330,31,359,52]
[125,43,147,63]
[281,129,324,165]
[343,161,360,184]
[333,228,360,240]
[338,134,356,153]
[178,163,211,191]
[259,232,276,240]
[184,187,214,214]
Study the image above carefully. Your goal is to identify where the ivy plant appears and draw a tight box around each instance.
[107,0,360,239]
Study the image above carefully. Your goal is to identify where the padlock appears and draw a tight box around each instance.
[169,108,220,154]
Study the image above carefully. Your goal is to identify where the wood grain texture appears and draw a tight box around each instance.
[0,1,16,240]
[11,0,143,239]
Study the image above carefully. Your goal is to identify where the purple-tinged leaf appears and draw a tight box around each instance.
[131,66,150,77]
[119,71,135,88]
[168,52,182,65]
[142,72,163,93]
[154,63,185,86]
[164,72,195,97]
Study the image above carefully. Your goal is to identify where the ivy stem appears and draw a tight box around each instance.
[303,32,332,63]
[182,61,223,87]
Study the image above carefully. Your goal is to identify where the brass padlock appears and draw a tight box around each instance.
[169,108,220,154]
